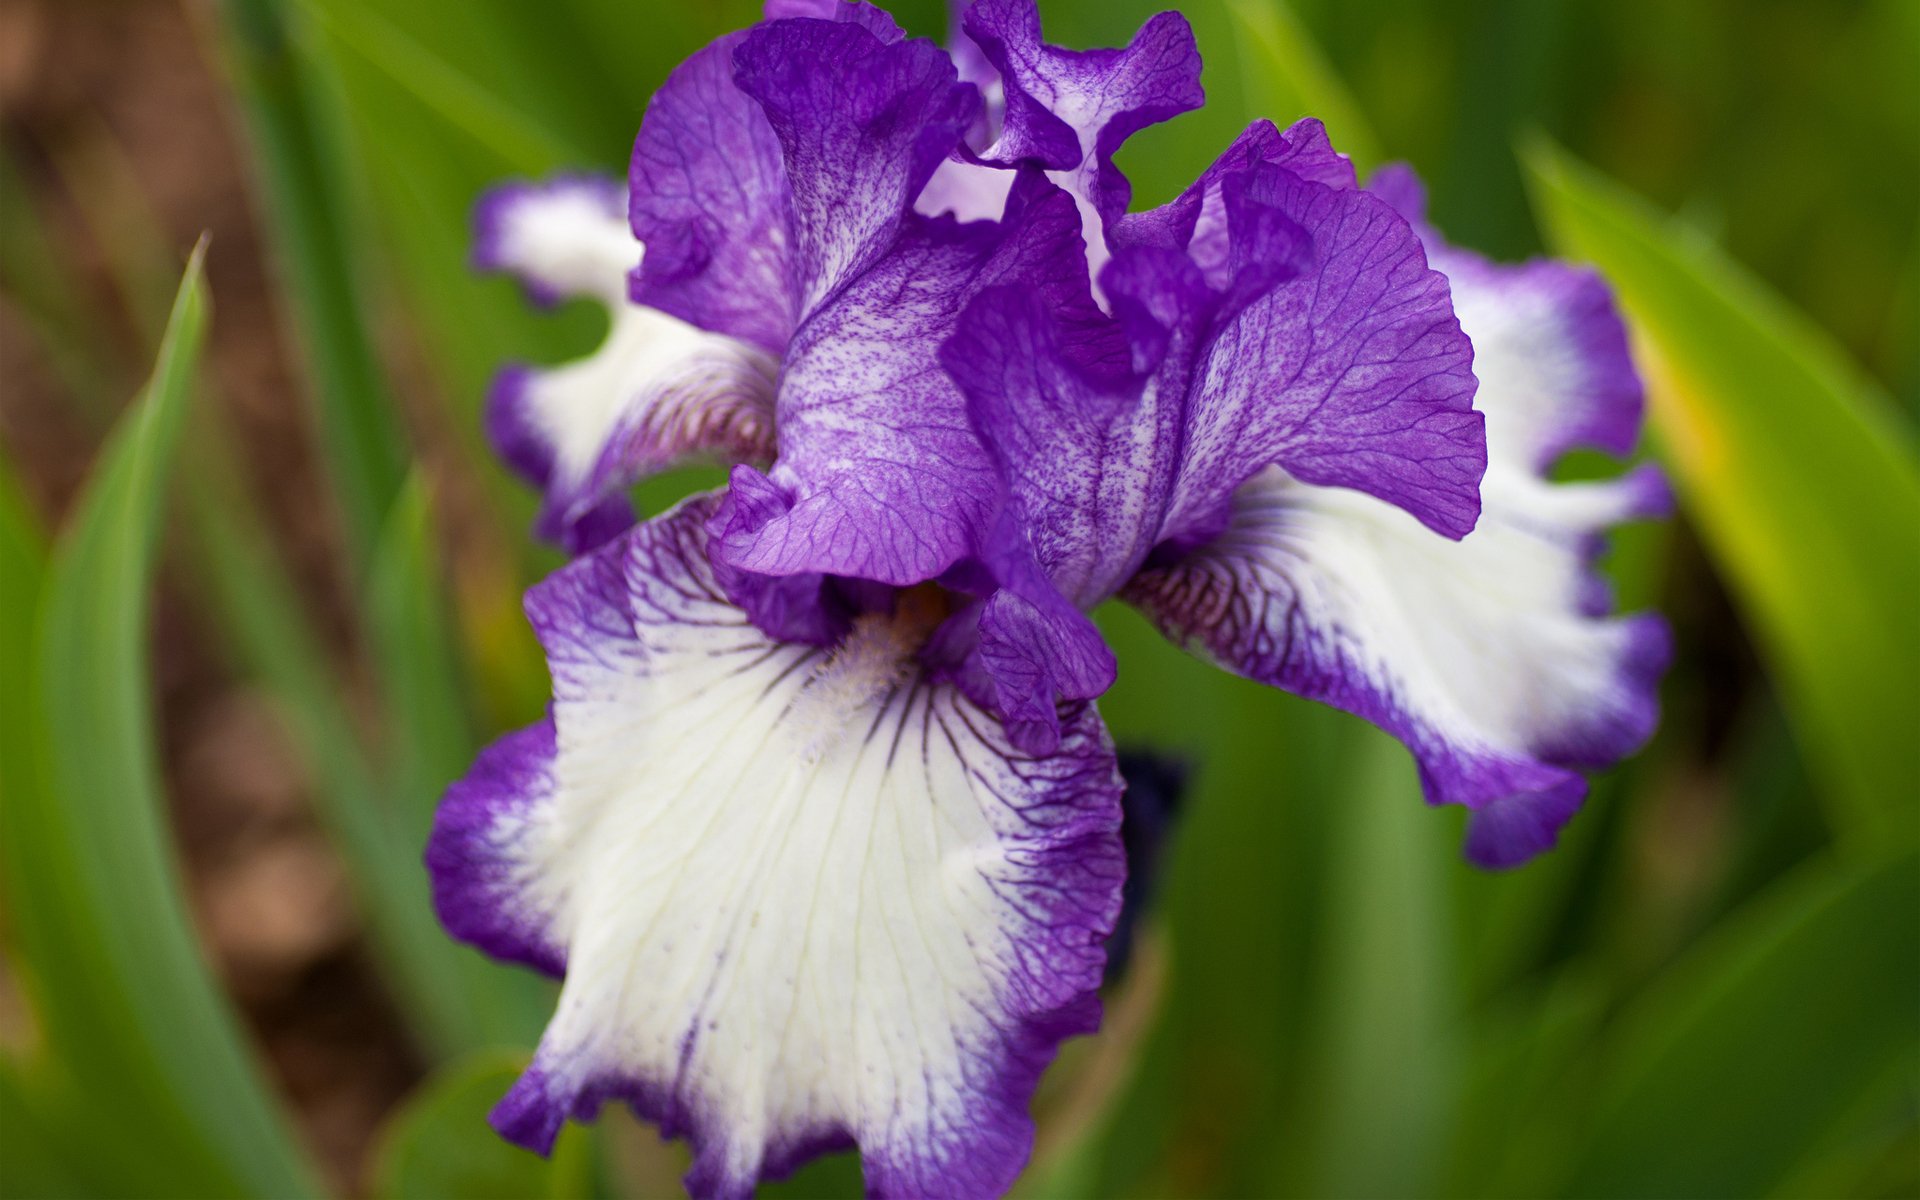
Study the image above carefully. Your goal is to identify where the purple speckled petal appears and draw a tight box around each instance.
[430,494,1124,1197]
[712,172,1092,589]
[627,34,795,355]
[1127,168,1668,867]
[945,280,1169,611]
[962,0,1203,269]
[1113,119,1354,267]
[1160,161,1484,543]
[475,177,778,553]
[732,16,979,321]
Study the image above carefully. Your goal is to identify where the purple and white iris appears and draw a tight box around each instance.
[434,0,1668,1194]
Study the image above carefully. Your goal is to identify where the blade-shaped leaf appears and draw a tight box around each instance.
[371,1050,590,1200]
[1564,850,1920,1196]
[365,474,552,1049]
[1294,733,1459,1199]
[12,245,322,1198]
[1522,138,1920,851]
[215,0,412,573]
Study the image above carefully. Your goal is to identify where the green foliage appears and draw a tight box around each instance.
[1565,849,1920,1197]
[371,1051,592,1200]
[0,248,321,1198]
[1523,138,1920,851]
[216,0,411,572]
[3,0,1915,1197]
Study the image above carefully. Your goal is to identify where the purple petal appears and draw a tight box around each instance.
[628,34,796,355]
[1371,164,1646,469]
[1127,168,1667,867]
[430,493,1124,1196]
[944,275,1171,610]
[962,0,1204,262]
[426,717,568,978]
[732,17,979,320]
[1114,118,1352,283]
[712,172,1092,589]
[1159,162,1484,543]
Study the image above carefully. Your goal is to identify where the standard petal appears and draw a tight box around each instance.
[1161,163,1484,543]
[628,34,796,355]
[434,496,1125,1198]
[732,17,980,320]
[962,0,1204,269]
[476,177,778,552]
[712,173,1092,589]
[1371,164,1644,469]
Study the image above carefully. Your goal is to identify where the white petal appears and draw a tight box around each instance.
[433,498,1122,1197]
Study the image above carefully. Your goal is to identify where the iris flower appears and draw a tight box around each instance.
[432,0,1667,1194]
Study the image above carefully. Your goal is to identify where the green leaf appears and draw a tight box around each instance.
[0,450,45,808]
[368,473,479,850]
[1522,138,1920,851]
[1217,0,1383,169]
[1294,734,1459,1198]
[214,0,412,573]
[1563,849,1920,1196]
[9,245,322,1198]
[365,475,552,1049]
[371,1050,591,1200]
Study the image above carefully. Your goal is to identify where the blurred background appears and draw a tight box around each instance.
[1,0,1915,1197]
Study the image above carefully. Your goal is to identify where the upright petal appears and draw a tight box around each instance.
[962,0,1204,268]
[429,495,1125,1197]
[476,177,778,552]
[712,172,1092,589]
[1372,164,1645,469]
[1127,171,1667,866]
[628,34,796,354]
[732,16,980,320]
[1152,162,1483,543]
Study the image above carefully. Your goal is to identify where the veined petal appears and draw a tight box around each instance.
[429,496,1125,1197]
[1372,164,1645,470]
[1162,163,1484,542]
[1126,466,1666,867]
[732,16,980,321]
[712,172,1092,589]
[1127,169,1668,867]
[628,34,797,355]
[961,0,1203,272]
[475,177,778,553]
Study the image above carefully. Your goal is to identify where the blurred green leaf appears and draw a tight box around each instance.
[1522,138,1920,852]
[1295,734,1459,1198]
[7,245,321,1198]
[371,1049,590,1200]
[298,0,585,172]
[1564,849,1920,1196]
[365,474,552,1048]
[215,0,412,573]
[368,473,477,844]
[1079,606,1362,1197]
[0,450,45,800]
[1219,0,1383,169]
[0,1055,91,1200]
[1441,972,1608,1198]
